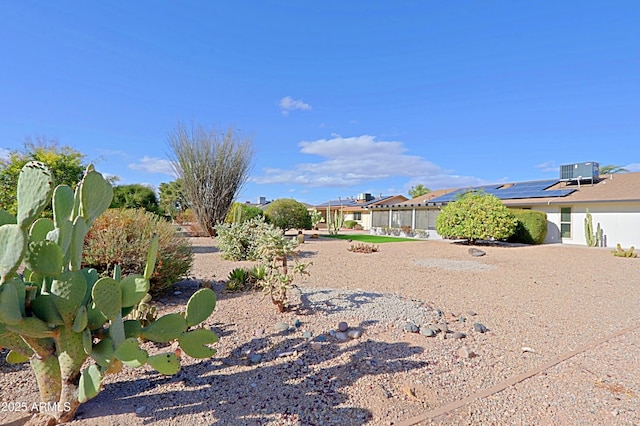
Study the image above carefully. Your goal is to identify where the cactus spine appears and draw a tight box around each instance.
[0,162,218,424]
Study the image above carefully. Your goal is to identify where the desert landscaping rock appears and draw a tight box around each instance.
[2,236,639,426]
[337,321,348,332]
[469,248,487,257]
[420,327,436,337]
[335,331,348,341]
[404,322,419,333]
[449,331,466,339]
[474,322,489,333]
[274,322,289,332]
[347,329,362,339]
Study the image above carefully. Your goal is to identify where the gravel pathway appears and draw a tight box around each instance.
[1,234,639,425]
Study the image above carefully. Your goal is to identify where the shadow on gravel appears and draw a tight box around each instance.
[75,335,426,425]
[297,289,388,317]
[191,245,220,254]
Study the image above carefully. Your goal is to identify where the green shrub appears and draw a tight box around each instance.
[83,208,194,294]
[264,198,312,231]
[344,220,358,229]
[214,216,275,261]
[111,184,161,214]
[508,209,548,244]
[436,192,517,243]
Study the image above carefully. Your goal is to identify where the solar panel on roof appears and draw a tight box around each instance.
[428,179,574,203]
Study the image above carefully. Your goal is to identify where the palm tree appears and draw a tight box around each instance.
[600,164,628,174]
[408,184,431,198]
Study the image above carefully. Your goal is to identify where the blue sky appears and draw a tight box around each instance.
[1,1,638,205]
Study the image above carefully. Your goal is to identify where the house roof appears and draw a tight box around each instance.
[503,173,640,206]
[372,172,640,208]
[316,194,407,209]
[372,188,460,208]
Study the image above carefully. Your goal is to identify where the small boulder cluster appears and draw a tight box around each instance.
[404,310,489,341]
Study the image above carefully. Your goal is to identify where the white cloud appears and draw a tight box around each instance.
[279,96,312,116]
[128,156,177,176]
[624,163,640,172]
[0,148,9,160]
[535,161,558,173]
[253,135,444,188]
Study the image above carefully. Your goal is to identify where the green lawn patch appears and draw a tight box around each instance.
[324,234,419,243]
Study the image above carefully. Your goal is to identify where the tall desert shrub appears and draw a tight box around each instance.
[83,208,194,293]
[508,209,548,244]
[436,192,517,243]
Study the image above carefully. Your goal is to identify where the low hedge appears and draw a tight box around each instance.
[508,209,547,244]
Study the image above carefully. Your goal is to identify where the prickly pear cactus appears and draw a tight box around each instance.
[0,162,218,424]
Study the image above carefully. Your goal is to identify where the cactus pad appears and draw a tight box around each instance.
[50,271,87,325]
[92,277,122,320]
[16,161,54,230]
[141,313,187,343]
[178,328,219,358]
[108,313,126,347]
[185,288,217,327]
[148,352,181,375]
[7,317,55,338]
[52,185,74,224]
[31,293,65,325]
[80,268,99,305]
[114,337,149,368]
[86,305,107,330]
[69,216,89,271]
[79,170,113,227]
[25,240,63,277]
[123,320,142,339]
[0,224,27,281]
[144,233,159,280]
[120,274,150,307]
[0,280,23,325]
[82,328,92,355]
[91,337,115,368]
[78,364,103,403]
[28,218,55,243]
[72,306,88,333]
[6,350,30,364]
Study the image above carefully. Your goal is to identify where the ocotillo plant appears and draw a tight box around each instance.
[0,162,218,424]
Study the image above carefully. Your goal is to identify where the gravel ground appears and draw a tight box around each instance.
[1,233,639,425]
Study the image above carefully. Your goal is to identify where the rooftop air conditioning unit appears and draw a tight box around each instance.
[357,193,373,202]
[559,162,599,181]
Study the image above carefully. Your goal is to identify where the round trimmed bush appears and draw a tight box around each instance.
[83,208,194,294]
[508,209,548,244]
[436,192,517,242]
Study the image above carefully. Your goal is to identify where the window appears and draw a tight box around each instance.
[560,207,572,238]
[353,212,362,221]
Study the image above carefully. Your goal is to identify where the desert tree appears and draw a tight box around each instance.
[158,179,187,219]
[599,164,628,174]
[264,198,312,231]
[0,137,86,215]
[111,183,161,214]
[167,123,254,236]
[408,183,431,198]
